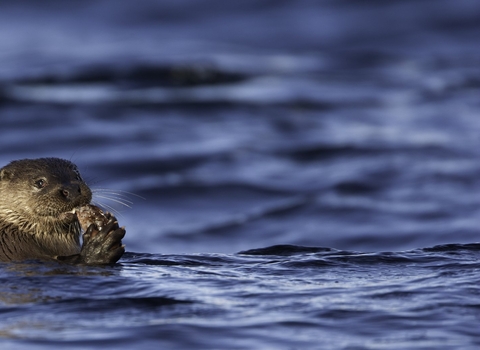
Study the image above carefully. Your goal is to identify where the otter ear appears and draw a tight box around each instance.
[0,169,13,181]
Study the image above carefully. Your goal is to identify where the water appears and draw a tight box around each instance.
[1,0,480,349]
[3,245,480,349]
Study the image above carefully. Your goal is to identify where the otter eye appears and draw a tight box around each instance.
[34,179,47,189]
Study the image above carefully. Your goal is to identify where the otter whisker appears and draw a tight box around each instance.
[93,195,133,208]
[91,200,123,218]
[93,194,134,205]
[91,188,145,200]
[92,189,133,197]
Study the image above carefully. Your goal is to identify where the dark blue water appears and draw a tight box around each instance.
[1,0,480,349]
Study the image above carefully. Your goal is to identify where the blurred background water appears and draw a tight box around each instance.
[1,1,480,349]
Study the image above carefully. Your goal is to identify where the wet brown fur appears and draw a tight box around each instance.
[0,158,92,262]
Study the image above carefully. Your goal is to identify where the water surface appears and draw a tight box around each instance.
[1,0,480,349]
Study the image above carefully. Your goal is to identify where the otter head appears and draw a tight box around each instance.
[0,158,92,232]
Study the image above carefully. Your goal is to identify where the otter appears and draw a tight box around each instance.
[0,157,125,265]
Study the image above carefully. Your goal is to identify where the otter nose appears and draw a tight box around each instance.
[60,185,81,199]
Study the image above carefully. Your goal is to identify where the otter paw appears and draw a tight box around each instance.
[80,217,126,265]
